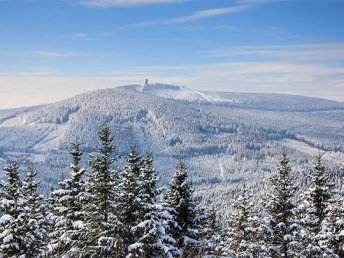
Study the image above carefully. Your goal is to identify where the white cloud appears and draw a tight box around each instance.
[60,33,90,40]
[186,62,344,102]
[79,0,187,8]
[235,0,275,3]
[33,51,89,58]
[199,43,344,61]
[0,50,110,58]
[17,67,61,76]
[168,5,250,23]
[121,5,249,28]
[98,65,193,76]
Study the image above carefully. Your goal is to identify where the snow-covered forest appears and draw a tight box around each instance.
[0,85,343,223]
[0,127,343,257]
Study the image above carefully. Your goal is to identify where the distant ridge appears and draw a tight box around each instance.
[121,83,344,111]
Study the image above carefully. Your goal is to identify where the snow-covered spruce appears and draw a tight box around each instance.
[298,154,340,257]
[164,161,209,257]
[0,163,25,257]
[47,142,88,257]
[204,206,227,257]
[21,168,46,257]
[263,153,302,257]
[226,182,262,257]
[121,151,176,257]
[82,127,123,257]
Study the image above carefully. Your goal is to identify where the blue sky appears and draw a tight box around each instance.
[0,0,344,108]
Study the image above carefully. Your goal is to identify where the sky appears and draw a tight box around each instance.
[0,0,344,108]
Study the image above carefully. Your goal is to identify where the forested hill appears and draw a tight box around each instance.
[0,84,343,212]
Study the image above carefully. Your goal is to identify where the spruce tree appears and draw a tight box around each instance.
[0,163,25,256]
[301,154,335,257]
[227,182,261,257]
[165,162,195,241]
[264,153,300,257]
[116,148,145,256]
[204,206,226,257]
[140,153,158,204]
[321,185,344,257]
[308,155,332,228]
[66,142,87,255]
[47,173,70,255]
[206,206,221,241]
[21,168,46,257]
[47,142,88,256]
[83,127,123,257]
[129,153,176,257]
[331,173,344,257]
[164,161,207,256]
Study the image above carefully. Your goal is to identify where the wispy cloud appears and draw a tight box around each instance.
[256,26,296,40]
[79,0,187,8]
[121,5,249,29]
[32,51,90,58]
[167,5,250,24]
[0,67,61,77]
[198,43,344,62]
[176,24,238,32]
[0,50,110,58]
[60,33,90,40]
[185,61,344,102]
[98,65,192,76]
[235,0,281,3]
[99,61,344,79]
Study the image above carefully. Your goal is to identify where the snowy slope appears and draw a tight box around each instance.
[123,84,231,103]
[123,83,344,112]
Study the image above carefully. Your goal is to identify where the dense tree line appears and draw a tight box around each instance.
[0,128,343,257]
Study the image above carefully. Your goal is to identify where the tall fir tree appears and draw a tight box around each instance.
[0,163,25,257]
[204,206,227,257]
[129,153,176,257]
[308,155,332,229]
[48,142,87,256]
[116,148,145,257]
[83,128,123,257]
[140,153,158,204]
[47,143,86,256]
[300,154,335,257]
[21,168,46,257]
[264,153,300,257]
[66,142,87,255]
[321,185,344,257]
[164,161,207,257]
[227,182,261,257]
[329,171,344,257]
[47,172,70,255]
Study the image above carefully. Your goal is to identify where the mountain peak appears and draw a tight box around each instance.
[121,83,226,103]
[122,83,183,93]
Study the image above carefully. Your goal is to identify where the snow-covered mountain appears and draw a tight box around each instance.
[0,84,343,213]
